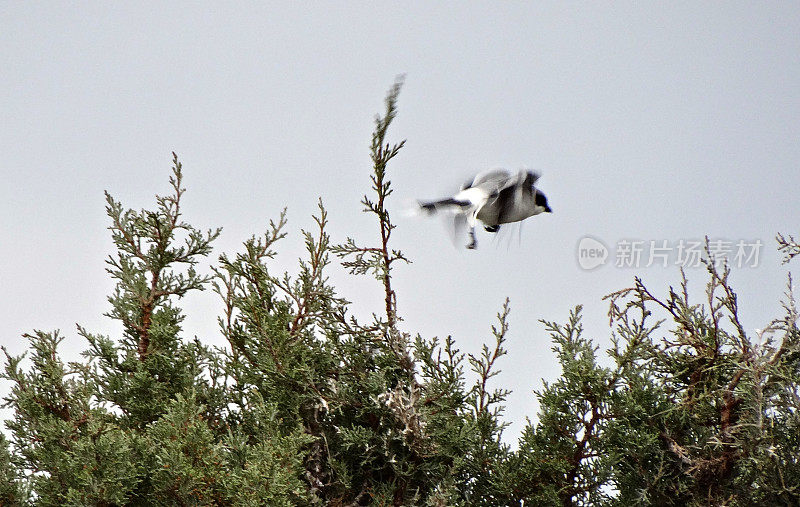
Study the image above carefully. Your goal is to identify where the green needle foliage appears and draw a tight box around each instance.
[2,80,800,505]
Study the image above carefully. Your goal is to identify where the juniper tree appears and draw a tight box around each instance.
[2,331,139,505]
[208,77,491,505]
[601,256,800,506]
[506,247,800,507]
[2,156,310,505]
[509,307,617,506]
[444,300,517,505]
[83,155,221,427]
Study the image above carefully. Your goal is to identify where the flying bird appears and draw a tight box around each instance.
[418,169,552,249]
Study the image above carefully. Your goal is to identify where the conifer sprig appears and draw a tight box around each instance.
[333,76,409,330]
[104,153,221,359]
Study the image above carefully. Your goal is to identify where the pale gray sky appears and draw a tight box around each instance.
[2,3,799,441]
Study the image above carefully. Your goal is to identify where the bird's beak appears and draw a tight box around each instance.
[545,206,553,213]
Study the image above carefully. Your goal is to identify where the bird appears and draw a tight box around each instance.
[418,169,552,249]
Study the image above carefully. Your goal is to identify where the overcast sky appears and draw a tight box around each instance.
[2,3,799,442]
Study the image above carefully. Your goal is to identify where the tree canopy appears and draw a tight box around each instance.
[3,80,799,506]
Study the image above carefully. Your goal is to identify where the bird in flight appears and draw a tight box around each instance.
[418,169,552,249]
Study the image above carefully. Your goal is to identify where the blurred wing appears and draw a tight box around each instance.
[450,213,468,247]
[524,170,541,187]
[465,169,512,191]
[488,221,525,250]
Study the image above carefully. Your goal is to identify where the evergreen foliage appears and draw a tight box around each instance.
[2,79,799,505]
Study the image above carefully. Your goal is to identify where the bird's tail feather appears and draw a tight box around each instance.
[418,198,471,215]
